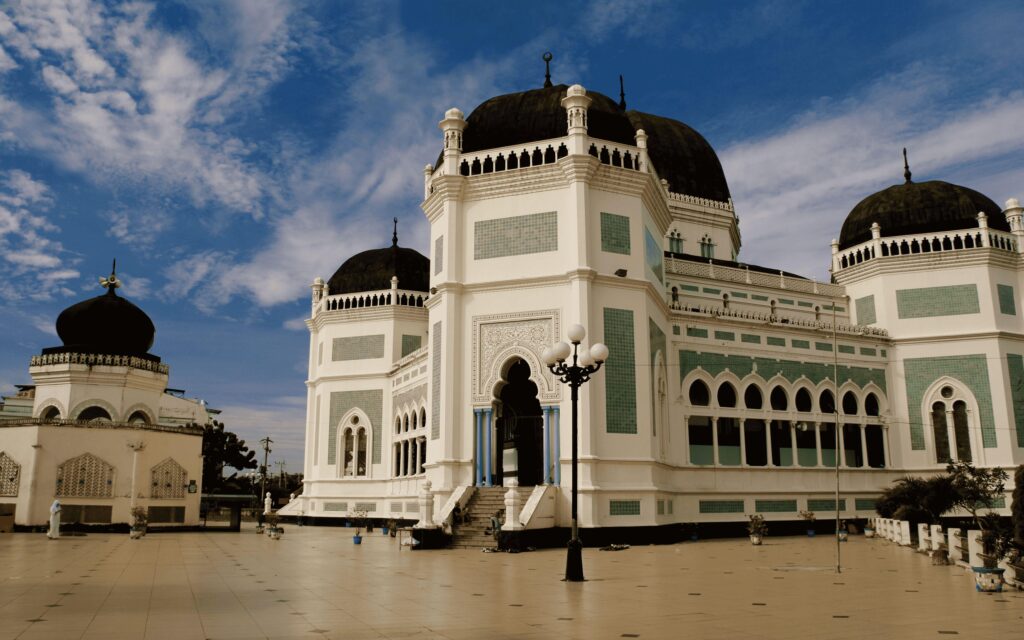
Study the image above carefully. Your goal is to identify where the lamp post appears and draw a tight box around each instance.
[542,324,609,582]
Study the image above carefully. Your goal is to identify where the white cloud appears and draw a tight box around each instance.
[283,316,307,331]
[721,70,1024,280]
[0,44,15,72]
[104,206,172,248]
[214,399,307,470]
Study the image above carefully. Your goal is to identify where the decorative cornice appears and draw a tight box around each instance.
[834,248,1021,285]
[0,418,203,436]
[30,352,169,375]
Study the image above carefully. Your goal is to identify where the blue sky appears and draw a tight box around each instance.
[2,0,1022,470]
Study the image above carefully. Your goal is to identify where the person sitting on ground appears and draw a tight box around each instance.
[489,510,503,542]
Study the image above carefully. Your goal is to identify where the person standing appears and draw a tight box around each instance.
[47,500,61,540]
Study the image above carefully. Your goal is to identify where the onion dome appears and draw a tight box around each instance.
[48,263,157,358]
[838,151,1005,249]
[327,219,430,295]
[449,83,731,202]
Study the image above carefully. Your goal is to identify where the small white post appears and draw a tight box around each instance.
[414,480,437,529]
[502,478,525,531]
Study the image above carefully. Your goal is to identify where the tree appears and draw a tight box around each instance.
[946,460,1008,530]
[201,421,257,493]
[876,475,958,524]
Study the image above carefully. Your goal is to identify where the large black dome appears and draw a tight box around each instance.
[52,285,156,357]
[328,244,430,295]
[452,84,731,202]
[839,180,1005,250]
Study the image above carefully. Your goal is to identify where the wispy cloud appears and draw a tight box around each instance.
[214,397,307,469]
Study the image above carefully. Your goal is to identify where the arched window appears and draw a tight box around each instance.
[403,414,410,432]
[931,402,951,463]
[395,418,402,434]
[420,407,426,430]
[77,406,112,422]
[717,382,737,408]
[770,387,788,411]
[743,385,763,409]
[952,401,972,462]
[343,429,355,476]
[411,411,418,430]
[842,391,858,415]
[795,388,812,412]
[356,428,367,475]
[819,389,835,414]
[40,406,60,421]
[127,411,150,424]
[865,393,879,416]
[688,380,710,406]
[722,294,730,309]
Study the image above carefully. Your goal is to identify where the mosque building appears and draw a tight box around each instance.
[281,67,1021,542]
[0,265,212,528]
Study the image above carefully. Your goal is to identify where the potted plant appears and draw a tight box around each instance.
[747,514,767,545]
[864,520,876,538]
[945,461,1009,591]
[799,510,816,537]
[837,520,849,542]
[129,506,147,539]
[265,512,283,540]
[975,513,1009,592]
[350,509,367,544]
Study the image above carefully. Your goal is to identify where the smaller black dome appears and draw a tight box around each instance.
[839,180,1005,250]
[52,286,156,357]
[328,244,430,295]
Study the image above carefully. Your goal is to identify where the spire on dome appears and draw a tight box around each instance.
[99,259,121,293]
[618,74,626,109]
[392,217,398,247]
[903,147,912,184]
[542,52,553,88]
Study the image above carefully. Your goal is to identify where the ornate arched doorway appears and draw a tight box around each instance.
[495,359,544,486]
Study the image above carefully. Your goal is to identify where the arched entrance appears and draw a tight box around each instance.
[495,359,544,486]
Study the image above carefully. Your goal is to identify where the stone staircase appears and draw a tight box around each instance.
[451,486,522,549]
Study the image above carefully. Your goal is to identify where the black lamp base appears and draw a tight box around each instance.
[564,537,585,582]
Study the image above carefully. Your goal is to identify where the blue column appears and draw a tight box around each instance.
[553,406,561,485]
[484,408,493,487]
[542,406,551,484]
[473,409,482,486]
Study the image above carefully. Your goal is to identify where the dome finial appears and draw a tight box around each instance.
[392,217,398,247]
[618,74,626,109]
[542,52,553,88]
[903,147,912,184]
[99,259,121,293]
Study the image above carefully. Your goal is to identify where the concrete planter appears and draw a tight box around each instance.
[749,534,763,546]
[864,528,875,538]
[971,566,1005,592]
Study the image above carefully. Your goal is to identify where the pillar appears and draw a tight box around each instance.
[682,415,690,465]
[837,425,846,467]
[473,409,482,486]
[814,422,822,467]
[945,408,956,462]
[766,420,775,466]
[542,406,551,484]
[789,422,797,467]
[414,480,437,529]
[484,408,493,487]
[711,417,719,466]
[739,419,747,466]
[553,406,561,485]
[502,478,525,531]
[859,424,868,468]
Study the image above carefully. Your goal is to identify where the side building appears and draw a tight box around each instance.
[0,267,213,528]
[284,76,1021,538]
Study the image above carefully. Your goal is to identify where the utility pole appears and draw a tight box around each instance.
[259,436,273,525]
[275,460,286,488]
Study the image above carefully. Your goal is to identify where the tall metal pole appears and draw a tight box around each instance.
[832,303,841,574]
[259,436,272,525]
[567,350,583,581]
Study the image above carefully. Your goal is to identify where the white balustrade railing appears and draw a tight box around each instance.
[665,256,846,298]
[320,288,428,313]
[669,301,888,337]
[836,227,1018,271]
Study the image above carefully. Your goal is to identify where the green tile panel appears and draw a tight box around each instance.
[600,212,631,255]
[714,331,735,341]
[881,349,887,358]
[855,295,877,325]
[680,284,700,292]
[752,295,769,301]
[1007,354,1024,446]
[860,347,877,357]
[604,308,637,434]
[656,500,665,515]
[807,499,847,512]
[896,285,979,318]
[815,342,833,352]
[687,327,708,338]
[854,498,877,511]
[741,334,761,344]
[703,287,721,295]
[699,500,745,514]
[754,499,798,513]
[401,334,422,357]
[434,236,443,275]
[904,354,995,449]
[792,340,810,349]
[838,345,855,354]
[679,351,887,394]
[323,502,348,512]
[328,389,384,465]
[431,322,442,439]
[766,337,786,347]
[644,227,664,284]
[998,284,1016,315]
[731,292,748,299]
[332,335,385,361]
[779,298,794,305]
[797,301,813,308]
[610,500,641,516]
[672,325,680,336]
[474,211,557,259]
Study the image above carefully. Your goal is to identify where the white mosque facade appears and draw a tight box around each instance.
[283,78,1022,539]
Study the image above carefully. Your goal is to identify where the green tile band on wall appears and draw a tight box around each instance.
[792,340,810,349]
[600,212,631,255]
[904,354,995,449]
[474,211,557,259]
[703,287,721,295]
[815,342,833,352]
[860,347,877,357]
[779,298,794,305]
[434,236,443,275]
[754,499,797,512]
[431,322,442,439]
[679,351,887,393]
[855,295,876,325]
[838,345,855,354]
[998,284,1016,315]
[797,301,813,308]
[699,500,744,514]
[681,284,700,292]
[644,227,664,284]
[731,291,748,299]
[604,308,637,434]
[687,327,708,338]
[672,325,680,335]
[896,285,979,318]
[323,502,348,512]
[808,499,847,511]
[1007,354,1024,447]
[766,337,786,347]
[854,498,877,511]
[332,335,385,361]
[610,500,641,516]
[401,335,422,357]
[656,500,665,515]
[752,294,769,301]
[714,331,735,341]
[328,389,383,465]
[741,334,761,344]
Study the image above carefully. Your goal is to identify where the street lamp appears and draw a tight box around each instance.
[542,323,609,582]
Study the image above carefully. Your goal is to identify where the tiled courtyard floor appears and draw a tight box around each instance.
[0,527,1021,640]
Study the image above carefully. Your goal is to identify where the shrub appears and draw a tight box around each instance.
[1012,465,1024,550]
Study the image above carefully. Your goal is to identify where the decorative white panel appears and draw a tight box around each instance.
[151,458,188,499]
[0,452,20,497]
[472,310,561,403]
[56,453,114,498]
